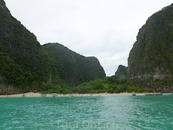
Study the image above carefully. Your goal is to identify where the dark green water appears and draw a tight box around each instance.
[0,95,173,130]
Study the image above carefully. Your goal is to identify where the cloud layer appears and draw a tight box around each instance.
[5,0,173,76]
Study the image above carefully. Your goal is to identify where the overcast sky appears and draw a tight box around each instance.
[4,0,173,76]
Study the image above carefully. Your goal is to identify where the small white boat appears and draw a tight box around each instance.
[155,93,163,96]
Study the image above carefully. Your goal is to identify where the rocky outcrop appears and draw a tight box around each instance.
[128,3,173,91]
[0,0,10,16]
[115,65,127,79]
[42,43,106,86]
[0,76,24,94]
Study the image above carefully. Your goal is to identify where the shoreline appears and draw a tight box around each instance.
[0,92,153,98]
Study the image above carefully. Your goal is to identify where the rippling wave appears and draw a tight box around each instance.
[0,95,173,129]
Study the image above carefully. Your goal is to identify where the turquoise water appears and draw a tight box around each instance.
[0,95,173,130]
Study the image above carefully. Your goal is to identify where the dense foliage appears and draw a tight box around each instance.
[37,75,148,94]
[0,3,57,91]
[0,1,106,94]
[72,76,147,93]
[42,43,106,87]
[0,47,24,86]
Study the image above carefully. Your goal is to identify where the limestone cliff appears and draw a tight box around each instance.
[0,0,55,94]
[115,65,127,79]
[0,0,106,94]
[128,3,173,91]
[42,43,106,86]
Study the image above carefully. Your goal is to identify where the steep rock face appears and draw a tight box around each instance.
[0,0,106,94]
[115,65,127,79]
[0,0,10,16]
[0,0,54,93]
[128,3,173,90]
[42,43,106,86]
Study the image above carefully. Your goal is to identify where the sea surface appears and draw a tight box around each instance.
[0,95,173,130]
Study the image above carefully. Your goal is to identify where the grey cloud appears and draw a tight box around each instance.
[4,0,173,76]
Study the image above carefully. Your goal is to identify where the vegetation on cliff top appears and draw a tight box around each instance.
[0,0,106,94]
[2,0,173,93]
[128,3,173,90]
[0,3,57,91]
[42,43,106,87]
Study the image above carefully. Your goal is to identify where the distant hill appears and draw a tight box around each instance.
[115,65,127,79]
[128,3,173,91]
[42,43,106,87]
[0,0,105,94]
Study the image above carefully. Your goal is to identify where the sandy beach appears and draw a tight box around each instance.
[0,92,146,98]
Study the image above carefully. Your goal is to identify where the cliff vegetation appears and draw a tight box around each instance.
[0,0,106,94]
[128,3,173,92]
